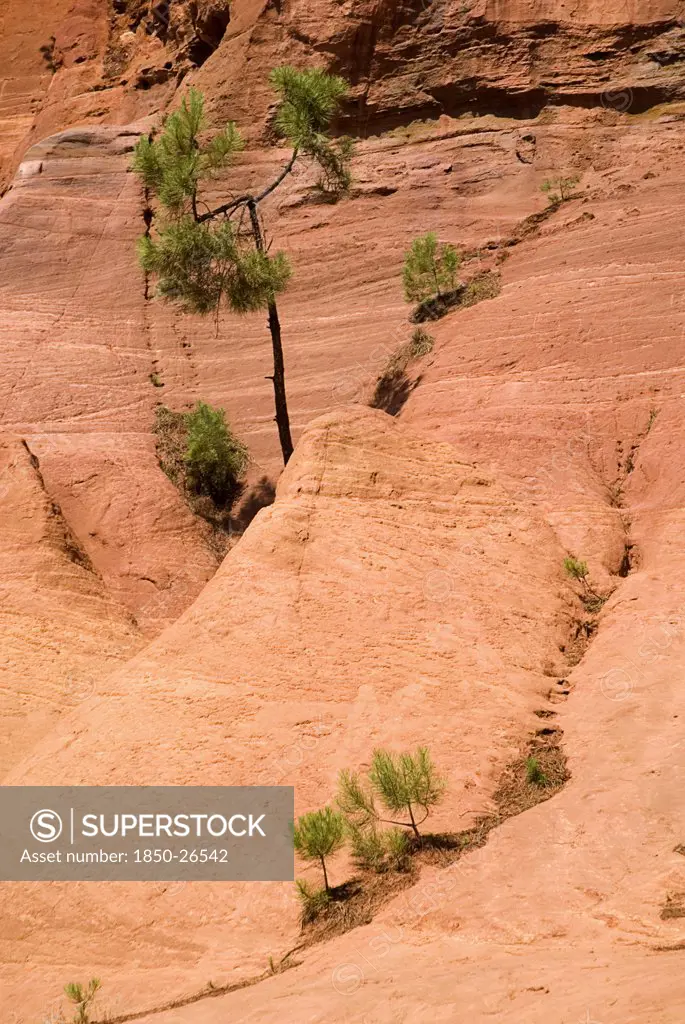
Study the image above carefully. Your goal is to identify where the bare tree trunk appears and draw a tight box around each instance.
[407,803,420,839]
[320,855,330,892]
[247,200,294,465]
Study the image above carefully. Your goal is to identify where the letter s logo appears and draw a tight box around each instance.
[30,809,63,843]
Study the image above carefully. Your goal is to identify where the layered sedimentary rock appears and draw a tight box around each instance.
[1,0,685,1021]
[2,406,575,1016]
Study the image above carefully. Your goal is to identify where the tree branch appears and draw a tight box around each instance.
[196,147,300,224]
[254,146,299,204]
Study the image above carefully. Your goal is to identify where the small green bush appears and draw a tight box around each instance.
[184,401,248,505]
[338,747,446,839]
[293,805,346,891]
[348,823,411,873]
[384,827,411,871]
[526,756,548,787]
[295,878,331,923]
[348,824,387,872]
[564,555,606,610]
[541,175,580,204]
[563,556,589,582]
[403,233,461,304]
[64,978,101,1024]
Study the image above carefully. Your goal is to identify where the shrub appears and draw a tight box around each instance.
[460,270,502,307]
[385,827,411,871]
[348,824,387,872]
[563,555,589,583]
[338,747,446,839]
[370,748,446,836]
[526,756,549,787]
[64,979,101,1024]
[293,805,346,891]
[541,175,580,204]
[368,330,433,416]
[184,401,248,506]
[295,878,331,923]
[403,233,461,304]
[348,823,411,873]
[408,327,434,358]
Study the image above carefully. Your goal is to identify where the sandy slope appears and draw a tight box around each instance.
[1,1,685,1021]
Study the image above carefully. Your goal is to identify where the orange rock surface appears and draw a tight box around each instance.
[1,1,685,1021]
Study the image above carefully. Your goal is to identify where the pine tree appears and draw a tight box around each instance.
[293,805,345,892]
[403,233,461,304]
[64,978,101,1024]
[563,555,602,603]
[133,70,351,465]
[338,747,446,839]
[184,401,248,505]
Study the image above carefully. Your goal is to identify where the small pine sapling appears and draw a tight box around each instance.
[295,878,331,923]
[338,747,446,839]
[563,555,603,603]
[526,756,549,787]
[403,233,461,304]
[541,174,580,204]
[293,805,346,892]
[64,979,101,1024]
[184,401,248,505]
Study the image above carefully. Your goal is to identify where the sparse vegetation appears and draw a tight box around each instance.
[291,749,444,926]
[295,878,332,923]
[348,824,411,873]
[525,756,549,786]
[368,328,434,415]
[459,270,502,307]
[290,733,567,941]
[408,326,435,357]
[564,555,608,612]
[154,405,188,488]
[40,37,62,74]
[403,233,461,306]
[185,401,248,506]
[563,555,606,610]
[153,403,247,540]
[293,806,346,892]
[563,555,590,584]
[338,747,446,839]
[410,269,502,323]
[541,174,580,204]
[133,69,351,465]
[64,978,101,1024]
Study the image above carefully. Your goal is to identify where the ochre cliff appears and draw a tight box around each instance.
[1,0,685,1021]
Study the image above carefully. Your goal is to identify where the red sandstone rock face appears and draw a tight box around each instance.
[4,0,684,185]
[1,406,577,1016]
[2,0,685,1021]
[0,436,139,778]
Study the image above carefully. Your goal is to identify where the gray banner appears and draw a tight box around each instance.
[0,787,294,881]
